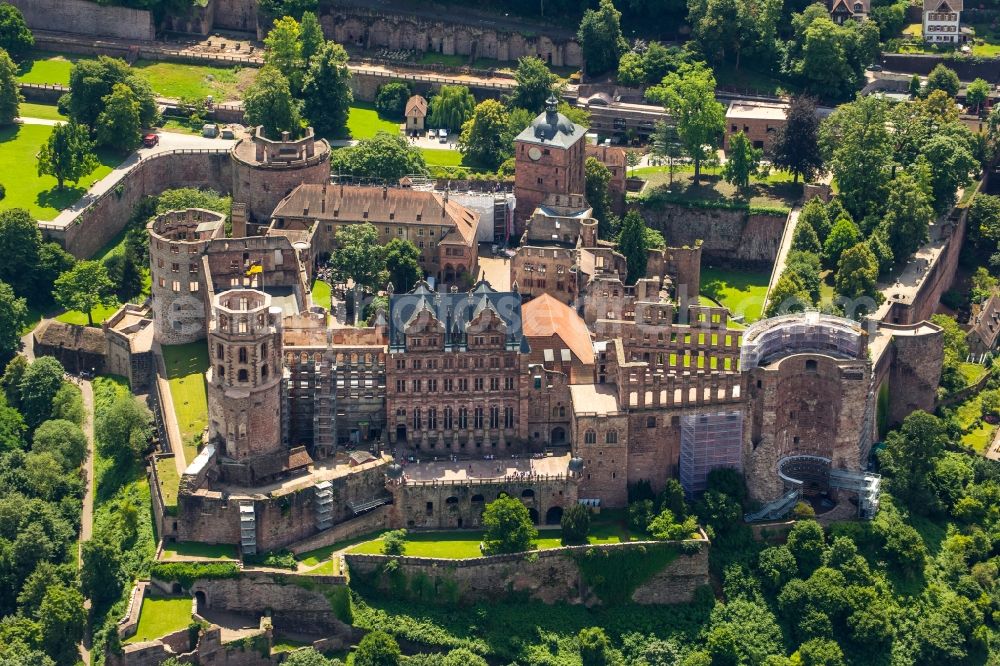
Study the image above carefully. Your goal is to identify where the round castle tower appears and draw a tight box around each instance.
[230,126,331,232]
[147,208,226,345]
[206,289,284,461]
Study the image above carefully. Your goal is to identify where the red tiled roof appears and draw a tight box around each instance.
[522,293,594,365]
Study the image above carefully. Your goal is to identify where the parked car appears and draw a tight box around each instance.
[428,129,437,138]
[438,129,448,143]
[142,133,159,148]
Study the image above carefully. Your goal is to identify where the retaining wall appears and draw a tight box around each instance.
[880,54,1000,82]
[635,202,788,266]
[41,149,232,259]
[8,0,155,40]
[287,504,392,555]
[345,538,710,606]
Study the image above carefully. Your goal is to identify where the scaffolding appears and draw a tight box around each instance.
[239,502,257,555]
[314,481,334,531]
[745,455,881,522]
[741,311,866,369]
[679,410,744,498]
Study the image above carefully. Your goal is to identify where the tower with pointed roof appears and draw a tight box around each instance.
[513,95,588,240]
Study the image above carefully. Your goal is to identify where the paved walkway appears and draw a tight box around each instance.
[77,378,95,666]
[17,116,62,126]
[44,131,237,226]
[152,343,189,476]
[762,204,801,314]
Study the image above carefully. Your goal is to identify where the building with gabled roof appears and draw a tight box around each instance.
[405,94,427,133]
[829,0,868,24]
[923,0,963,43]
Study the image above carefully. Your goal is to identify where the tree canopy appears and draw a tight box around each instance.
[0,4,31,63]
[329,132,426,181]
[328,223,389,292]
[302,41,353,139]
[243,66,302,139]
[481,495,537,555]
[577,0,628,76]
[37,121,98,190]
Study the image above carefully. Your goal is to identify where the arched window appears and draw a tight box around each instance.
[584,429,596,444]
[239,347,248,363]
[238,369,248,382]
[559,406,565,417]
[606,430,618,444]
[218,365,225,378]
[261,364,269,380]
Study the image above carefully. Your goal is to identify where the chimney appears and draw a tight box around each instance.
[281,130,290,142]
[382,185,387,200]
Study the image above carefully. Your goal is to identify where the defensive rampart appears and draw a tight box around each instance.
[7,0,155,40]
[345,537,710,606]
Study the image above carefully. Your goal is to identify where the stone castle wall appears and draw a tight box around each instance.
[345,539,710,606]
[636,204,788,267]
[8,0,155,40]
[42,151,233,259]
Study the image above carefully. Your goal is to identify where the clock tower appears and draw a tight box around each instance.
[512,95,588,240]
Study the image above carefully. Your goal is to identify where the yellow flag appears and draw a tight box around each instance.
[246,263,263,276]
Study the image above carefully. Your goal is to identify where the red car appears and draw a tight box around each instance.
[142,133,159,148]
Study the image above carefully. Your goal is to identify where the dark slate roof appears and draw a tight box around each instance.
[388,279,529,353]
[514,95,588,149]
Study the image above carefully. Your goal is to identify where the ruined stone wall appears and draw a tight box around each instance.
[322,6,582,68]
[8,0,155,40]
[881,326,944,428]
[42,151,232,259]
[190,572,350,633]
[390,476,577,529]
[345,539,709,606]
[636,204,788,266]
[211,0,259,33]
[177,460,389,550]
[288,504,392,555]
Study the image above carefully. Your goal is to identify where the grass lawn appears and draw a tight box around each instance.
[638,171,798,212]
[347,103,401,140]
[0,123,118,220]
[311,279,331,309]
[963,423,995,453]
[160,118,204,136]
[124,596,192,644]
[17,51,87,85]
[959,362,988,387]
[299,531,390,567]
[154,457,180,514]
[161,541,236,560]
[903,23,922,37]
[132,60,254,102]
[273,637,310,653]
[161,342,210,465]
[55,303,122,327]
[700,266,770,323]
[421,148,464,167]
[19,103,66,121]
[20,304,46,336]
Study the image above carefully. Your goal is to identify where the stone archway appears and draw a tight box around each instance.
[545,506,564,525]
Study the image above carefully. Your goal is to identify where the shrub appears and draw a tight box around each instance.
[244,550,297,569]
[382,529,408,556]
[150,562,240,588]
[561,504,591,544]
[375,82,411,120]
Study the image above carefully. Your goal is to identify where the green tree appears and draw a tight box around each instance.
[374,82,411,120]
[909,74,922,99]
[80,535,122,608]
[63,56,157,130]
[384,238,422,292]
[0,4,32,62]
[509,56,557,112]
[0,280,25,365]
[53,261,116,326]
[264,15,304,90]
[585,156,615,238]
[651,121,686,187]
[38,584,85,665]
[244,66,302,140]
[442,648,488,666]
[104,248,144,303]
[618,210,650,284]
[481,495,537,555]
[354,630,401,666]
[0,209,45,302]
[577,0,628,76]
[796,18,857,99]
[0,48,20,125]
[921,132,977,215]
[765,271,812,317]
[96,83,142,152]
[835,242,879,301]
[819,91,892,221]
[966,78,990,114]
[706,599,784,665]
[31,419,86,470]
[787,520,826,576]
[970,266,997,304]
[381,529,407,556]
[799,198,832,243]
[302,41,353,139]
[759,545,797,591]
[95,392,151,466]
[17,357,64,431]
[299,12,325,65]
[926,63,960,98]
[722,131,762,195]
[822,216,861,270]
[37,121,98,190]
[328,223,388,292]
[0,396,25,452]
[428,85,475,132]
[770,96,824,183]
[330,132,426,181]
[560,503,591,544]
[882,170,934,261]
[647,509,697,540]
[579,627,611,666]
[458,99,509,169]
[649,62,725,184]
[51,382,83,426]
[880,410,947,506]
[283,648,336,666]
[791,219,821,254]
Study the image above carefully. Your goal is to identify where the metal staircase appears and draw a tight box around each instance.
[315,481,334,531]
[239,502,257,555]
[744,488,801,522]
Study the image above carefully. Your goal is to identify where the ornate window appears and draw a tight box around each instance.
[606,430,619,444]
[584,429,597,444]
